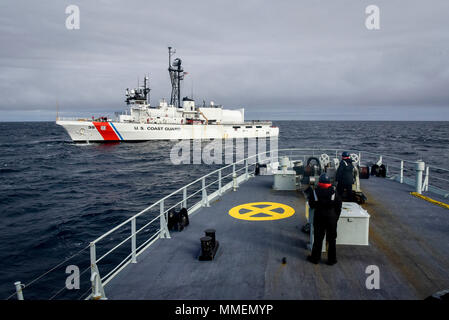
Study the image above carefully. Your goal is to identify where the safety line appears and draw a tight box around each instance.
[410,192,449,210]
[4,245,89,299]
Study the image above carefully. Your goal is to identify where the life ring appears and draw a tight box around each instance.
[319,153,330,167]
[350,153,359,165]
[333,158,340,168]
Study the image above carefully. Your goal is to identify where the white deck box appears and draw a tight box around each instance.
[307,202,370,251]
[336,202,370,246]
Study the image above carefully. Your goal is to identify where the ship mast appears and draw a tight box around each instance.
[168,46,184,108]
[143,75,150,104]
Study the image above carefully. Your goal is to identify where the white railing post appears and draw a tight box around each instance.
[89,242,107,300]
[182,187,187,208]
[423,166,429,192]
[218,169,222,196]
[271,149,278,168]
[90,242,96,271]
[202,177,210,207]
[131,218,137,263]
[415,160,425,194]
[159,200,171,239]
[400,160,404,183]
[358,152,361,165]
[245,159,249,180]
[232,163,238,191]
[14,281,24,300]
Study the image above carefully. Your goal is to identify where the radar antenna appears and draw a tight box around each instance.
[125,75,150,105]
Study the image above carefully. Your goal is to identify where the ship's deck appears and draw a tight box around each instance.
[105,175,449,300]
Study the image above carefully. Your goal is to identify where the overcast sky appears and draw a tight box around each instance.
[1,0,449,121]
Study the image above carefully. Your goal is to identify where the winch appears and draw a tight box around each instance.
[273,153,368,204]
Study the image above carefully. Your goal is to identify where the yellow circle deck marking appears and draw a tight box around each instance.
[228,202,295,221]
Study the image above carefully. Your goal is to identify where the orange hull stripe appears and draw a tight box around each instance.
[92,122,120,141]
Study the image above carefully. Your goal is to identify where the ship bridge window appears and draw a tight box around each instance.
[246,126,252,128]
[233,126,241,129]
[256,125,262,128]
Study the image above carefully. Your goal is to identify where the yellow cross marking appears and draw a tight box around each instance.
[228,202,295,221]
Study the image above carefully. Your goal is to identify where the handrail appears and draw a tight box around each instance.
[91,153,264,244]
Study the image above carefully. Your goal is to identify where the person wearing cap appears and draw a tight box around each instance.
[336,151,355,199]
[307,173,342,265]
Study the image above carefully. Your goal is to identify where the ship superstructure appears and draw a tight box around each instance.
[56,47,279,142]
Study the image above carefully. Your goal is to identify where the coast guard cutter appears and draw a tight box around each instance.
[56,47,279,142]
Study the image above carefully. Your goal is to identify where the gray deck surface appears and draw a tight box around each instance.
[106,175,449,300]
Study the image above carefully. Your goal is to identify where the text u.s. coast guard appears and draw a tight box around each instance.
[134,126,181,131]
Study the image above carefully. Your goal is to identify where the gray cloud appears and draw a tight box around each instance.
[0,0,449,121]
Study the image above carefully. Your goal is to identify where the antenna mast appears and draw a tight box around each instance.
[143,75,150,104]
[168,46,184,108]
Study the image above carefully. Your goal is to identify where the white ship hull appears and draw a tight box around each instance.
[56,120,279,142]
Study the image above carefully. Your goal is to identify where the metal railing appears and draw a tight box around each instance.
[9,148,449,300]
[86,152,271,299]
[56,117,93,121]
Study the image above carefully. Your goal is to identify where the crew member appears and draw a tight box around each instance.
[336,151,355,199]
[307,173,342,265]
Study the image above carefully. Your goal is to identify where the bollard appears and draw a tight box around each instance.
[205,229,216,247]
[14,281,24,300]
[415,160,425,194]
[199,236,213,261]
[199,230,219,261]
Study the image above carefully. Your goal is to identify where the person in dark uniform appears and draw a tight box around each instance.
[336,151,355,199]
[306,173,342,265]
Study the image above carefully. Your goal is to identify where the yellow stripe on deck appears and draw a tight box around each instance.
[410,192,449,210]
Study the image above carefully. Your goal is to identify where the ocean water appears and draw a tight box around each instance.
[0,120,448,299]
